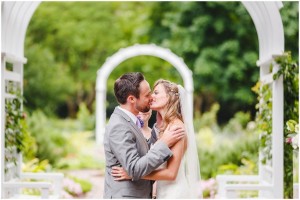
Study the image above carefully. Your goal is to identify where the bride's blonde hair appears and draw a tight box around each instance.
[153,79,183,134]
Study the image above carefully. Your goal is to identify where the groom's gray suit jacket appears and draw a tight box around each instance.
[103,107,173,199]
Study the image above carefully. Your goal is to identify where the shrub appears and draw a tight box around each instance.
[222,111,251,134]
[195,106,259,179]
[26,110,70,165]
[76,103,95,131]
[198,132,259,179]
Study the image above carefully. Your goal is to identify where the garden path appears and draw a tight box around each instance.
[66,144,105,199]
[67,169,104,199]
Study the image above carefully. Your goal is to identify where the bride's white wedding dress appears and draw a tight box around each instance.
[156,156,195,198]
[155,85,202,199]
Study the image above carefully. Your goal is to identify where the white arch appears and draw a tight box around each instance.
[1,1,40,60]
[242,2,284,66]
[95,44,193,144]
[1,1,285,65]
[1,1,286,198]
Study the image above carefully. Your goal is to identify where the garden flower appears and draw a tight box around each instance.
[63,178,83,197]
[201,178,217,198]
[61,190,73,199]
[286,137,293,144]
[291,133,299,150]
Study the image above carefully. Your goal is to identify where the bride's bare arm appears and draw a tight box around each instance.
[142,130,185,181]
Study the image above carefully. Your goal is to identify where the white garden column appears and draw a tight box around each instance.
[95,80,107,146]
[96,44,193,144]
[1,53,27,198]
[271,60,284,198]
[243,2,284,198]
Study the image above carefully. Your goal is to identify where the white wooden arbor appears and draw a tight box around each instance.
[1,1,63,199]
[215,1,285,199]
[96,44,193,145]
[1,1,288,199]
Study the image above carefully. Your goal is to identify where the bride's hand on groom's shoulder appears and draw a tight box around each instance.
[160,125,185,148]
[111,166,132,181]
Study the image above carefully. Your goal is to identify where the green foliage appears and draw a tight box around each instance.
[55,131,105,170]
[24,44,75,116]
[25,1,298,123]
[193,100,259,179]
[5,91,38,174]
[198,133,258,179]
[21,158,54,196]
[148,1,298,122]
[22,158,51,173]
[57,154,105,170]
[21,188,41,196]
[281,2,299,61]
[195,106,259,179]
[222,111,251,134]
[274,52,299,198]
[253,52,298,198]
[286,120,299,151]
[63,175,92,197]
[76,103,95,131]
[20,118,38,162]
[70,176,93,194]
[26,110,70,165]
[5,92,27,153]
[194,103,220,131]
[148,2,260,121]
[217,158,257,176]
[25,1,156,117]
[25,110,104,170]
[274,52,299,122]
[252,82,273,165]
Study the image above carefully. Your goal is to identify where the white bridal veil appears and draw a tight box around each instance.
[178,85,203,198]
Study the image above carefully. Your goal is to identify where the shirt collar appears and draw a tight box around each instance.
[117,106,138,124]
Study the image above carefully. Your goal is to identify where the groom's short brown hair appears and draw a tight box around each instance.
[114,72,145,104]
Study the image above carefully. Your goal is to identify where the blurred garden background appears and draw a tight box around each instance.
[18,1,298,198]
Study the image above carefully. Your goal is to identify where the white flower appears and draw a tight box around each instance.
[291,133,299,150]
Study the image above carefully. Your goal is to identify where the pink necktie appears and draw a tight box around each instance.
[136,117,144,128]
[136,119,141,128]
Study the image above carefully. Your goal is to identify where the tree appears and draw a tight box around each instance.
[147,2,258,122]
[25,1,156,117]
[25,1,298,122]
[147,1,298,123]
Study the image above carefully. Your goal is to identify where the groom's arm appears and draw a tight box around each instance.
[109,124,185,181]
[109,125,173,181]
[147,123,158,147]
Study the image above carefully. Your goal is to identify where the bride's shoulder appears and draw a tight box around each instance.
[169,118,184,128]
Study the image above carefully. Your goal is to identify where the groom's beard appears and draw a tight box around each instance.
[136,104,150,113]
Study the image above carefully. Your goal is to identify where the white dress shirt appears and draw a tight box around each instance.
[117,106,139,126]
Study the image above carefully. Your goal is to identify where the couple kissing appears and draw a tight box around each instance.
[103,72,202,199]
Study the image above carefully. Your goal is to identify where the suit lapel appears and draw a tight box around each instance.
[130,122,149,150]
[114,107,149,151]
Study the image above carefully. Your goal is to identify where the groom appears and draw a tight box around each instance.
[103,72,185,198]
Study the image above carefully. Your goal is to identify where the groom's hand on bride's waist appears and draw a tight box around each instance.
[159,125,185,148]
[111,166,131,181]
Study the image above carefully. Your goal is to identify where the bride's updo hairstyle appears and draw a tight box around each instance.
[153,79,183,134]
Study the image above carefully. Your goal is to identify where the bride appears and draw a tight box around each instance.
[112,79,202,198]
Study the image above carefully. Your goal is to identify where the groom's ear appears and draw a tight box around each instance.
[127,95,136,103]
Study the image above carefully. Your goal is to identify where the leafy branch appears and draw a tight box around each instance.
[273,52,298,198]
[253,51,298,198]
